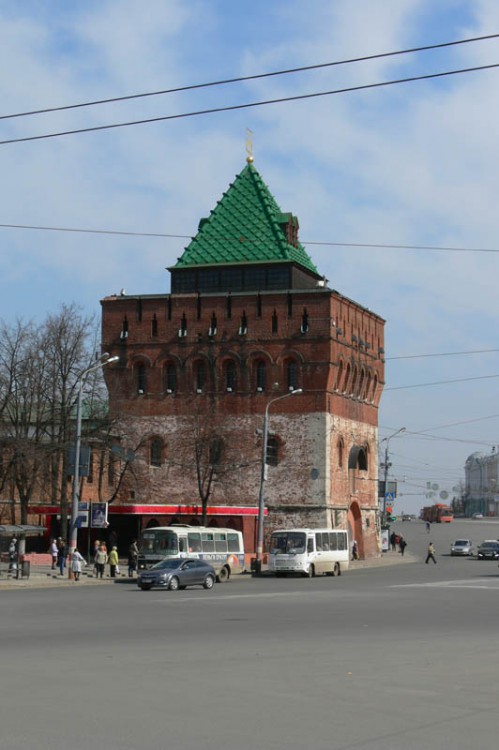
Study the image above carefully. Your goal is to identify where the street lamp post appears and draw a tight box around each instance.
[68,354,119,569]
[254,388,302,575]
[380,427,406,525]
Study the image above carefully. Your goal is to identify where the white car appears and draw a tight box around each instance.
[450,539,473,556]
[472,513,484,519]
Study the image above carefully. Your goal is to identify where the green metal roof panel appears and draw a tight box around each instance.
[174,163,319,275]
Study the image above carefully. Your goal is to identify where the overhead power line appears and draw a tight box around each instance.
[2,222,499,256]
[385,373,499,391]
[1,62,498,145]
[2,33,497,121]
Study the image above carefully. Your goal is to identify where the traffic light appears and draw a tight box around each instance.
[386,506,396,522]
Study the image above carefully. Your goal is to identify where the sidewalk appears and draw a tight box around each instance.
[0,550,417,590]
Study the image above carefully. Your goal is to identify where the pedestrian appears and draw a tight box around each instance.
[426,521,431,533]
[351,540,359,561]
[49,538,58,570]
[8,537,18,573]
[94,544,107,578]
[425,542,437,564]
[399,536,407,556]
[128,539,139,578]
[71,548,87,582]
[57,539,68,576]
[390,531,397,552]
[108,546,119,578]
[92,539,100,571]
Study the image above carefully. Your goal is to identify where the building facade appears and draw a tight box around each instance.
[464,449,499,517]
[100,159,385,558]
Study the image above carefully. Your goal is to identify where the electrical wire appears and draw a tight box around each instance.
[385,373,499,391]
[2,33,497,121]
[2,223,499,256]
[1,62,498,145]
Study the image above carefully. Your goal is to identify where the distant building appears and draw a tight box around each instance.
[464,449,499,517]
[100,158,386,557]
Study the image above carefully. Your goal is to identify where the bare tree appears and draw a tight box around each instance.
[0,305,131,533]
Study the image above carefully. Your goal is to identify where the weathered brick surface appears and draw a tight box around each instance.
[101,286,384,557]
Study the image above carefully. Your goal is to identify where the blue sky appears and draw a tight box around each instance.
[1,0,499,513]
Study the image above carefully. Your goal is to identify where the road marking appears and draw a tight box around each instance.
[391,578,499,590]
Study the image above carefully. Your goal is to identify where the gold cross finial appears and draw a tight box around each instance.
[246,128,254,163]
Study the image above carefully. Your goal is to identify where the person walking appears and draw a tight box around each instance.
[399,536,407,556]
[426,521,431,533]
[94,544,107,579]
[71,548,87,581]
[390,531,397,552]
[425,542,437,564]
[351,540,359,561]
[57,539,68,576]
[49,538,58,570]
[128,539,139,578]
[108,546,119,578]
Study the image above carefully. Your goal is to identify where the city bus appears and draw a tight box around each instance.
[137,525,245,581]
[268,528,349,577]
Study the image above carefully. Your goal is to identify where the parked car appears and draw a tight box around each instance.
[137,558,216,591]
[472,513,484,519]
[476,541,499,560]
[450,539,473,556]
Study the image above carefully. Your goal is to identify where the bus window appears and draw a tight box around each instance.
[329,533,338,551]
[188,532,202,553]
[214,533,227,552]
[178,537,186,553]
[338,533,347,551]
[315,533,323,551]
[202,532,215,552]
[227,533,240,552]
[321,533,330,551]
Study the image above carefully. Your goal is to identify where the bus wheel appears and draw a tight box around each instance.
[217,566,230,583]
[304,564,315,578]
[333,563,341,576]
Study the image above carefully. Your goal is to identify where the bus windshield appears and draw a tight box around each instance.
[139,530,178,555]
[270,532,306,554]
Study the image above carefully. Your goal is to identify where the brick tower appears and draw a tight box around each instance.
[101,158,385,558]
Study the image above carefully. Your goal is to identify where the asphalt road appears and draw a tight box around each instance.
[1,519,499,750]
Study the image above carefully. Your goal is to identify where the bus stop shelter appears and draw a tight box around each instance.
[0,524,46,578]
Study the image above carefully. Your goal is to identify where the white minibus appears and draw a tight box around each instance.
[137,525,245,581]
[268,528,349,577]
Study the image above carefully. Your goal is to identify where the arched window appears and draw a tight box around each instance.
[350,365,358,397]
[342,363,351,394]
[195,361,206,392]
[137,363,147,394]
[365,371,372,402]
[209,436,225,467]
[371,374,378,403]
[256,360,266,392]
[335,360,343,391]
[287,360,298,391]
[165,363,176,393]
[225,360,237,391]
[150,438,163,467]
[338,438,344,468]
[266,436,279,466]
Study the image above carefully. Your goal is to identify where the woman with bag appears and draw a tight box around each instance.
[71,548,87,582]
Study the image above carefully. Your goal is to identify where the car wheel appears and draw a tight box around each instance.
[169,576,180,591]
[140,584,152,591]
[217,566,229,583]
[203,574,215,590]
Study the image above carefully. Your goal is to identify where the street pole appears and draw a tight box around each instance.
[68,354,119,576]
[380,427,406,525]
[254,388,302,574]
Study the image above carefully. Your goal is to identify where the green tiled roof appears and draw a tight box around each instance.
[173,162,319,276]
